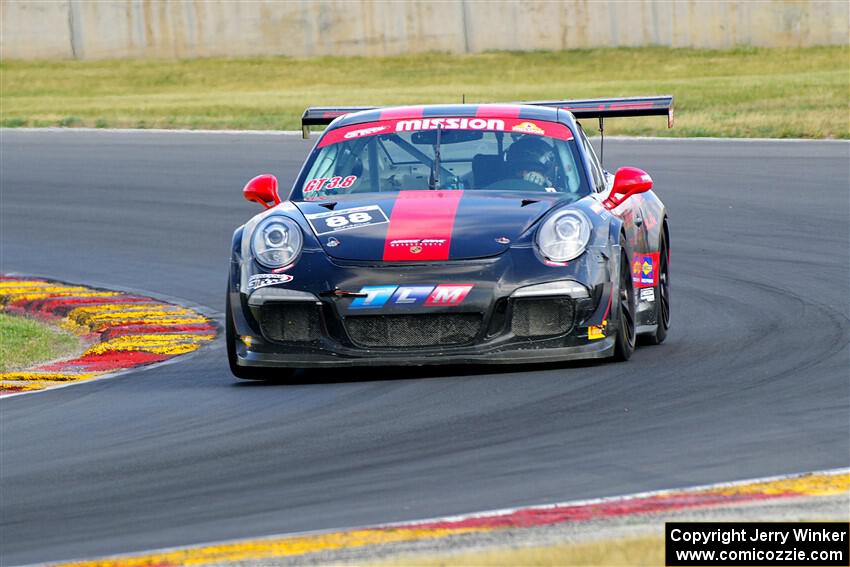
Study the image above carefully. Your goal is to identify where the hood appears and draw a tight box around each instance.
[293,190,564,262]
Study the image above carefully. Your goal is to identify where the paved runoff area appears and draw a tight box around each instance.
[50,469,848,566]
[0,277,216,395]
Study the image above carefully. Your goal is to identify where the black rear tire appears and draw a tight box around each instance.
[645,229,670,346]
[612,247,637,362]
[226,286,295,381]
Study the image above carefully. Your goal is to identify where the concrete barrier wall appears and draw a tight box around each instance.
[2,0,847,60]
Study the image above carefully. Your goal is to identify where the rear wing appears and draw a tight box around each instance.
[301,107,376,138]
[523,95,674,128]
[299,95,673,138]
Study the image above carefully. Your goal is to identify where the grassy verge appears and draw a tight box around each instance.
[0,313,81,372]
[1,46,847,138]
[384,535,663,566]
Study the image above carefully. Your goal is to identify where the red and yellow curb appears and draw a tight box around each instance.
[0,277,216,395]
[52,469,849,567]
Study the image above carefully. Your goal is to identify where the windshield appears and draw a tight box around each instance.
[292,117,590,201]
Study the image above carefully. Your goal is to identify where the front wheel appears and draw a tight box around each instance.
[612,247,636,361]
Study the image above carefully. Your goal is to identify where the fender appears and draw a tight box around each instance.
[230,226,244,291]
[636,191,666,254]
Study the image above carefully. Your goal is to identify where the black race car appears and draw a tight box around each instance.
[227,97,672,379]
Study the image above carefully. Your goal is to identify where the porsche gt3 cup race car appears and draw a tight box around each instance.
[226,97,672,379]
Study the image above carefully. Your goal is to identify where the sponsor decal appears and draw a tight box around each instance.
[306,204,389,236]
[425,284,473,306]
[248,273,294,290]
[390,285,434,305]
[349,286,398,309]
[588,320,607,340]
[640,287,656,302]
[544,259,569,267]
[632,253,659,288]
[348,284,474,309]
[642,258,653,282]
[512,121,546,135]
[326,237,340,247]
[303,175,358,194]
[388,238,446,255]
[395,117,504,132]
[344,126,386,139]
[544,187,558,193]
[319,117,574,148]
[495,236,511,245]
[388,238,446,247]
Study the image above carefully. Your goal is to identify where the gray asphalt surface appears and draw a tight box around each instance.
[1,130,848,566]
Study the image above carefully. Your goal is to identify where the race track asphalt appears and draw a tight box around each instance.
[1,130,848,565]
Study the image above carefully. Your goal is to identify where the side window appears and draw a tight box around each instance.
[577,124,605,192]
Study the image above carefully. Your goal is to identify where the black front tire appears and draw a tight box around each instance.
[612,247,637,362]
[226,287,295,381]
[645,228,670,346]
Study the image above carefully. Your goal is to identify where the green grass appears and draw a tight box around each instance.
[0,313,81,372]
[1,46,848,138]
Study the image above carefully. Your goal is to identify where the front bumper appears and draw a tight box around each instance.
[231,279,616,368]
[229,239,621,368]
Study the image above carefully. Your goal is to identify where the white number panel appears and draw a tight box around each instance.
[304,205,389,236]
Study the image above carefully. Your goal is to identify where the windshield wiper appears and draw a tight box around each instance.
[428,124,442,190]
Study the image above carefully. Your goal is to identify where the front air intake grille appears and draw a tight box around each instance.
[345,314,482,348]
[258,303,322,343]
[511,298,575,337]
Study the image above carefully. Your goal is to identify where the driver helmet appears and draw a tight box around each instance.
[505,136,557,187]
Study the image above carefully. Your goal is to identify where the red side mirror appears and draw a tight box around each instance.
[604,167,653,210]
[243,174,280,209]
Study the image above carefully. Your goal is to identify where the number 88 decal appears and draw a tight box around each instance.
[326,210,373,227]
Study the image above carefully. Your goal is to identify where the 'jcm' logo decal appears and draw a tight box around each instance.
[349,285,473,309]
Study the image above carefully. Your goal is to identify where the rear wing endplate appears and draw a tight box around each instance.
[301,107,377,138]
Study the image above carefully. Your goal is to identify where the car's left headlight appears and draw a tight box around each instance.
[251,216,303,268]
[535,209,591,262]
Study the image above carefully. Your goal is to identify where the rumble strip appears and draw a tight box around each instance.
[50,469,848,566]
[0,276,216,396]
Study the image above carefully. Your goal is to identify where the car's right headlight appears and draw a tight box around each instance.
[535,209,591,262]
[251,216,303,268]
